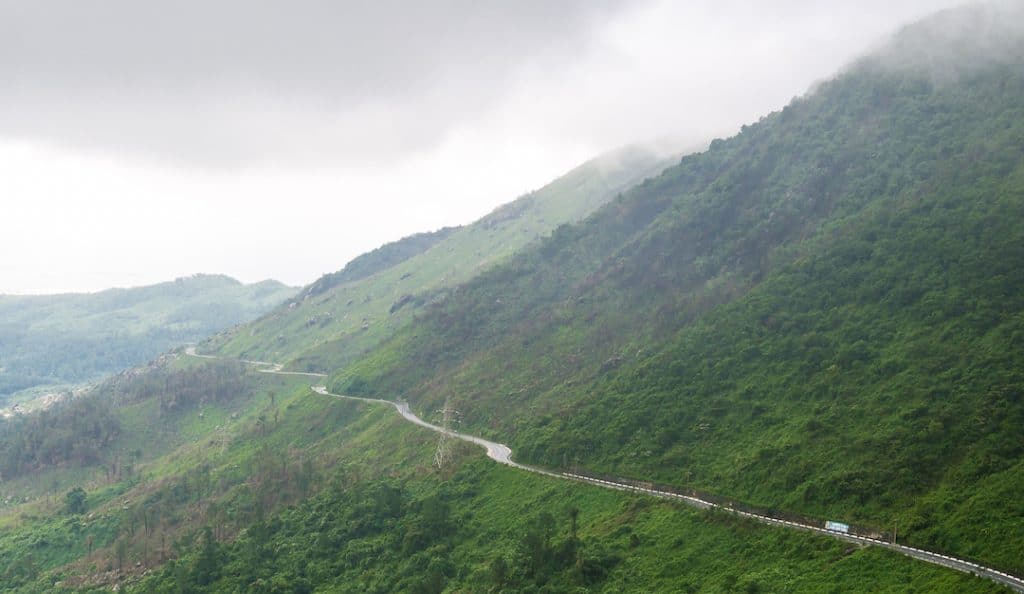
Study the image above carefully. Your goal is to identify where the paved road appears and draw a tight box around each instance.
[310,386,533,470]
[310,386,1023,592]
[186,348,1024,592]
[560,472,1024,591]
[185,346,326,377]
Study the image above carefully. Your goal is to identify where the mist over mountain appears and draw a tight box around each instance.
[205,143,679,370]
[867,1,1024,77]
[324,0,1024,575]
[2,4,1024,593]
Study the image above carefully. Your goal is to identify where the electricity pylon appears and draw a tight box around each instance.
[433,397,459,469]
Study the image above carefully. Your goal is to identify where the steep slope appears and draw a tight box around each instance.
[0,275,295,401]
[294,226,458,301]
[5,5,1023,592]
[4,139,1002,593]
[204,145,679,370]
[328,2,1024,573]
[127,460,1001,594]
[2,379,998,593]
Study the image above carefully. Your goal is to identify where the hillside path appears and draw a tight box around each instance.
[184,347,1024,593]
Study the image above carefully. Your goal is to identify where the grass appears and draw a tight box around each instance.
[126,445,1007,593]
[1,362,1011,592]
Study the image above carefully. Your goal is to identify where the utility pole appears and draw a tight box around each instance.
[893,517,898,545]
[433,396,459,469]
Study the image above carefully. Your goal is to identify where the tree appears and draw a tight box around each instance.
[64,487,87,515]
[193,525,220,586]
[518,511,556,581]
[489,556,509,590]
[567,506,580,542]
[115,538,128,572]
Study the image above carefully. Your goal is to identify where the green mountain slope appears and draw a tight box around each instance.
[4,5,1023,593]
[203,145,679,371]
[128,459,1001,594]
[326,3,1024,574]
[1,373,997,593]
[295,226,459,301]
[0,275,296,401]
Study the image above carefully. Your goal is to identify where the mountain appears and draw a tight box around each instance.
[0,274,296,401]
[203,145,681,371]
[326,1,1024,574]
[3,4,1023,593]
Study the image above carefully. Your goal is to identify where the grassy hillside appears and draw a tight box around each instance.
[0,356,308,499]
[0,380,1000,593]
[204,145,679,371]
[0,275,295,402]
[0,355,317,589]
[129,458,1001,594]
[294,227,459,302]
[326,2,1024,575]
[4,5,1023,593]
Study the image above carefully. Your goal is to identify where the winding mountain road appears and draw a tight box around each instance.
[185,347,1024,592]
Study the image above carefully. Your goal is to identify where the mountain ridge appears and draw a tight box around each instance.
[204,143,685,371]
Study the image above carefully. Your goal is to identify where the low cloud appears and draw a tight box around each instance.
[0,0,627,166]
[0,1,967,169]
[0,1,979,293]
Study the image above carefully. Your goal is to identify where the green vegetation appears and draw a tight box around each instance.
[4,5,1024,592]
[0,358,317,591]
[205,145,679,371]
[2,359,998,592]
[0,396,119,480]
[0,274,295,401]
[326,4,1024,576]
[295,227,459,301]
[0,356,314,528]
[64,488,87,516]
[0,360,261,484]
[0,371,1007,592]
[129,459,1000,593]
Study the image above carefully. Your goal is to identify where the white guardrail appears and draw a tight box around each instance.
[184,348,1024,593]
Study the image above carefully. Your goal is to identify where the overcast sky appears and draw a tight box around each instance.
[0,0,964,294]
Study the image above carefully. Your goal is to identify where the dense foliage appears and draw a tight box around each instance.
[4,6,1024,593]
[0,360,315,592]
[327,6,1024,574]
[129,462,998,594]
[0,396,119,479]
[99,360,252,414]
[0,360,257,482]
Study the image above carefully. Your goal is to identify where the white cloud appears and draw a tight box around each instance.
[0,1,967,294]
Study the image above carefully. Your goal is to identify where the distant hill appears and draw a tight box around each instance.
[0,274,296,399]
[205,144,682,370]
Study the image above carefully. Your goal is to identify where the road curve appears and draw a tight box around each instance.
[186,349,1024,592]
[311,387,1023,592]
[185,346,326,377]
[310,386,527,469]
